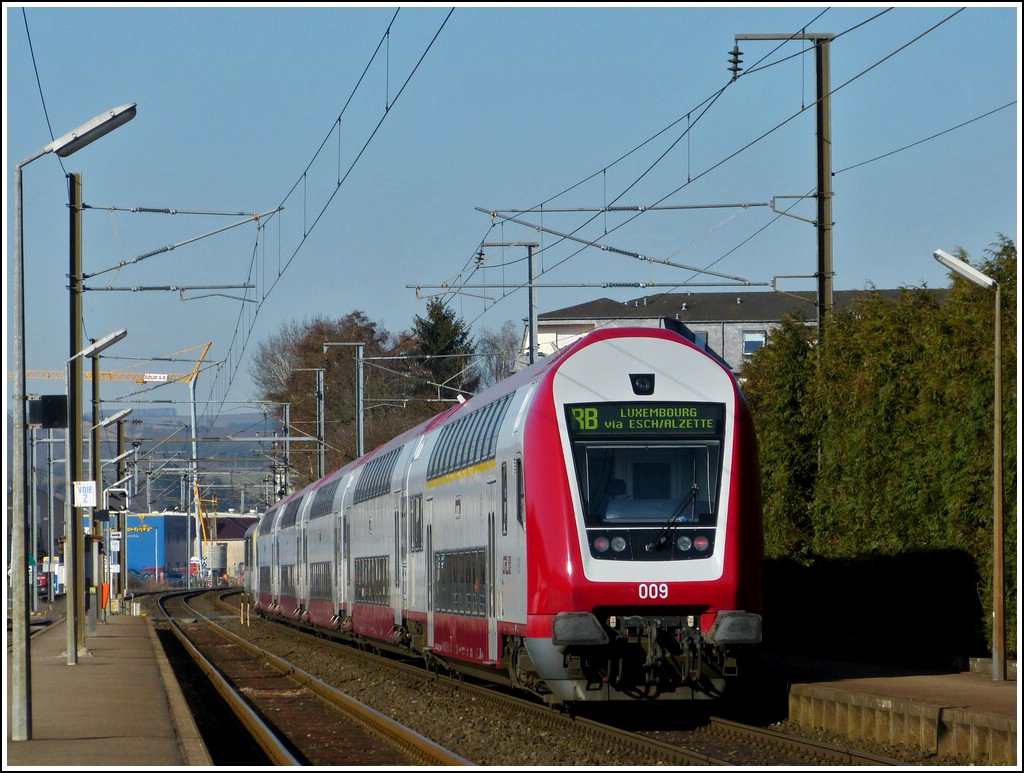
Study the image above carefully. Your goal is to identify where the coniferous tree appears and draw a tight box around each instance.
[411,299,480,400]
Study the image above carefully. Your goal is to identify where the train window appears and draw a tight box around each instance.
[353,556,390,605]
[433,548,487,617]
[426,394,514,481]
[259,506,278,535]
[280,564,296,596]
[465,409,487,466]
[515,457,525,529]
[437,424,458,476]
[501,462,508,536]
[309,561,331,599]
[309,476,342,519]
[410,495,423,552]
[279,498,303,529]
[353,446,402,504]
[572,442,721,527]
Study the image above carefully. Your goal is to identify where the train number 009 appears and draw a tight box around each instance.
[638,583,669,600]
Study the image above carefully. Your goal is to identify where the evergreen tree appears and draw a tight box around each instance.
[411,299,480,399]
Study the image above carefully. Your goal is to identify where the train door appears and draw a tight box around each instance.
[300,528,308,613]
[392,494,401,626]
[343,508,351,610]
[399,495,408,606]
[272,534,280,607]
[486,478,498,663]
[425,498,434,649]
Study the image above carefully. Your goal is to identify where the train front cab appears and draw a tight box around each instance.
[518,329,764,704]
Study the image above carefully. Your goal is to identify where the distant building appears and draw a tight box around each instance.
[122,510,259,582]
[528,289,944,375]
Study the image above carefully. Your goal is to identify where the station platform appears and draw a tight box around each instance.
[763,650,1020,765]
[5,610,1020,766]
[4,610,210,768]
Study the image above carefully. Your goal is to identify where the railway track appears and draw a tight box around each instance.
[159,589,906,766]
[154,590,470,766]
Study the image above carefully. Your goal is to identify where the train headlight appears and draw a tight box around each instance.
[610,536,628,552]
[693,535,710,551]
[593,536,610,553]
[676,535,692,551]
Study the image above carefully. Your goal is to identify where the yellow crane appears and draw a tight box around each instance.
[10,342,212,385]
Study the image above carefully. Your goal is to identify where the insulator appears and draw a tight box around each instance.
[728,43,743,78]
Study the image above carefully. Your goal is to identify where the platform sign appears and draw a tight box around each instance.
[74,481,97,507]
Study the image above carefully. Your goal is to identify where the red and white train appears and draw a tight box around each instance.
[243,327,763,705]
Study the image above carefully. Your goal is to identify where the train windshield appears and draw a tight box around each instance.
[564,402,725,527]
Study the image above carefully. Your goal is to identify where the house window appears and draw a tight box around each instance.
[742,330,766,356]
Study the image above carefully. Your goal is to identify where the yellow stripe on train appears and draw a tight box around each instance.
[426,458,498,489]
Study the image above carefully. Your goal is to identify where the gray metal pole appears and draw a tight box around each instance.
[527,244,537,365]
[481,243,539,365]
[30,431,39,614]
[814,35,834,333]
[992,284,1004,681]
[321,343,365,458]
[69,172,85,660]
[89,355,100,637]
[190,375,201,585]
[12,157,37,740]
[47,429,55,603]
[316,368,325,477]
[355,345,364,457]
[283,404,291,495]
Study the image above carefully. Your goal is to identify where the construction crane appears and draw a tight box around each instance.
[10,342,212,385]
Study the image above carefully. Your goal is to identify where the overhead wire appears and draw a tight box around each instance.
[463,6,978,329]
[202,8,455,424]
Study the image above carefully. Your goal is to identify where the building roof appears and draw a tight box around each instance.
[212,515,260,540]
[539,288,944,323]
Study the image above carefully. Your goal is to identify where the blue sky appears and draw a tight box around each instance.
[4,3,1020,422]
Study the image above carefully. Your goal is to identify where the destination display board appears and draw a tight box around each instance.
[565,402,724,436]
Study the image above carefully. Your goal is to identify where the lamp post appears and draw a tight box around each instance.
[11,104,136,741]
[64,328,127,665]
[933,248,1004,682]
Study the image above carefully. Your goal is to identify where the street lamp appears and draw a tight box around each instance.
[95,406,134,430]
[933,248,1004,682]
[11,104,136,742]
[64,328,127,666]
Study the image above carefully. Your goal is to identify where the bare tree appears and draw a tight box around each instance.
[475,319,523,387]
